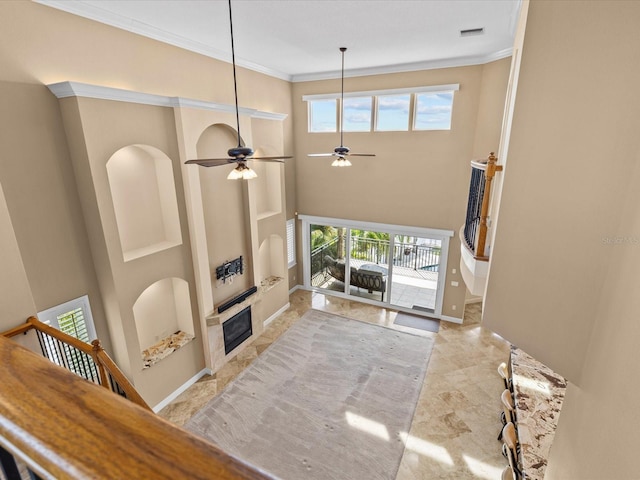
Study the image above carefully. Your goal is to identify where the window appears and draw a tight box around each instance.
[286,218,296,268]
[38,295,96,342]
[414,92,454,130]
[38,295,98,379]
[308,99,337,132]
[343,96,372,132]
[375,94,411,131]
[304,84,458,134]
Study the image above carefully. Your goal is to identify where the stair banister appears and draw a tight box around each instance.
[463,152,503,260]
[2,316,150,411]
[0,335,274,480]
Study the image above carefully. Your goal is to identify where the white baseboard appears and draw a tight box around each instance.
[264,302,290,327]
[440,314,464,325]
[152,367,212,413]
[288,284,301,295]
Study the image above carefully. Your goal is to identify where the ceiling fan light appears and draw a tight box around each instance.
[227,166,244,180]
[242,166,258,179]
[227,162,257,180]
[331,157,351,167]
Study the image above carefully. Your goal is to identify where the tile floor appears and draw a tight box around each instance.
[159,289,511,479]
[319,274,437,310]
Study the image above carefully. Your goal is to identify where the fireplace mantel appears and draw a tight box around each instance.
[206,276,284,327]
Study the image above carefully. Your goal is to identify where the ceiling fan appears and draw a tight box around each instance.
[308,47,375,167]
[185,0,291,179]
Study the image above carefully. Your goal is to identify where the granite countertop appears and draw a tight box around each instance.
[142,330,195,369]
[510,346,567,480]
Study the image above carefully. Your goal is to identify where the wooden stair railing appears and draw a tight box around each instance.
[462,152,503,261]
[1,316,149,411]
[0,335,274,480]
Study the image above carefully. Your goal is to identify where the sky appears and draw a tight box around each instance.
[310,92,454,133]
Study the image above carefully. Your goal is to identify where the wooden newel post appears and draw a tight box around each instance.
[475,152,503,259]
[92,339,110,390]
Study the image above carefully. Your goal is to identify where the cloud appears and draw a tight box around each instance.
[377,96,410,112]
[344,112,371,124]
[344,98,372,111]
[416,105,452,114]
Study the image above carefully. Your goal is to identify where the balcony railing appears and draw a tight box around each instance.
[310,235,440,286]
[462,152,503,260]
[310,237,340,286]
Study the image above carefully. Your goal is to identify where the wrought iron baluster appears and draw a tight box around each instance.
[35,330,46,360]
[0,445,21,480]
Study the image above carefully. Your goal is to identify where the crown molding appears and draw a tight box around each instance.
[36,0,513,84]
[292,48,513,83]
[47,81,288,121]
[34,0,292,82]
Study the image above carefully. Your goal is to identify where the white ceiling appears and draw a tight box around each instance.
[36,0,521,82]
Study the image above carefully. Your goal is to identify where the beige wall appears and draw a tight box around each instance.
[547,133,640,479]
[0,1,293,371]
[484,1,640,476]
[292,59,510,316]
[0,181,36,327]
[472,59,511,159]
[0,1,293,406]
[0,2,506,329]
[483,0,640,384]
[0,81,112,351]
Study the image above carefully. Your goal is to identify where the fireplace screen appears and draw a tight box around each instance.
[223,306,252,354]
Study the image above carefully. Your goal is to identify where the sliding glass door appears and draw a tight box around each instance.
[348,230,390,302]
[389,235,441,313]
[302,216,452,317]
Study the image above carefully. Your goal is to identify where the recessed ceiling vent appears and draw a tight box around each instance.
[460,27,485,37]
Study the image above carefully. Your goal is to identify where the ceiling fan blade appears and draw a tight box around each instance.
[185,158,235,167]
[250,155,292,162]
[346,153,376,157]
[250,157,288,163]
[307,153,335,157]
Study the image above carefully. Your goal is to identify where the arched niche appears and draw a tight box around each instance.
[197,124,251,296]
[258,234,285,284]
[106,145,182,262]
[253,146,283,219]
[196,122,243,157]
[133,277,195,358]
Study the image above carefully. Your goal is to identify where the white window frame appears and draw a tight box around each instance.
[286,218,296,268]
[308,98,337,133]
[374,93,412,132]
[303,84,459,133]
[38,294,97,342]
[412,90,456,131]
[299,214,453,317]
[342,96,374,132]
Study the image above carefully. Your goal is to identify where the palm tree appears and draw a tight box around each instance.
[310,225,337,250]
[350,230,390,263]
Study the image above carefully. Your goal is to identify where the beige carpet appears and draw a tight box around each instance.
[186,309,434,480]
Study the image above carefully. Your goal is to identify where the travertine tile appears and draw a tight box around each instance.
[158,292,510,479]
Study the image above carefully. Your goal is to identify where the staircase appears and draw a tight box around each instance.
[0,318,272,480]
